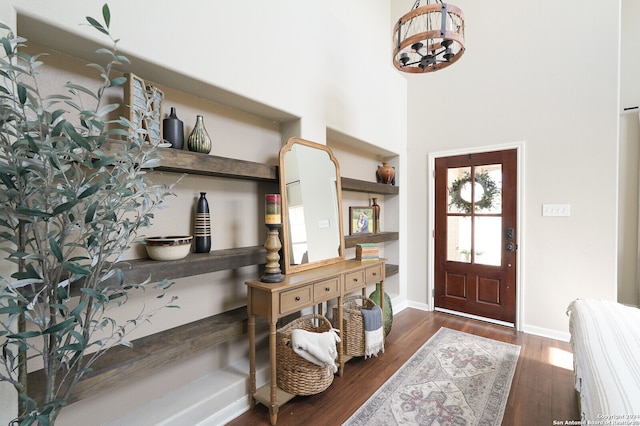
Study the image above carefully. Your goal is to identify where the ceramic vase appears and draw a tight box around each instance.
[187,115,212,154]
[194,192,211,253]
[371,198,381,234]
[376,161,395,185]
[162,107,184,149]
[369,282,393,336]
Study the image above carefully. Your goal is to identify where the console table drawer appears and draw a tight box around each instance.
[344,270,365,292]
[313,277,340,302]
[280,286,312,315]
[365,264,383,284]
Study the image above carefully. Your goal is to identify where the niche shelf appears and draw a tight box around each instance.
[28,306,268,404]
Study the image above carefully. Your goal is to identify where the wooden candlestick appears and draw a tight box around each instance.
[261,224,284,283]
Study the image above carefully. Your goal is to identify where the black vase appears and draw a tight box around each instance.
[194,192,211,253]
[162,107,184,149]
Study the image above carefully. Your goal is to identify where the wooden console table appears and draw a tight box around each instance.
[246,258,385,425]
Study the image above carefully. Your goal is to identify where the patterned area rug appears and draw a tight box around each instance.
[343,327,520,426]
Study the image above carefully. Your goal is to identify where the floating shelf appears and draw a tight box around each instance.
[118,245,266,284]
[341,177,399,195]
[28,306,268,404]
[101,141,278,182]
[344,231,399,248]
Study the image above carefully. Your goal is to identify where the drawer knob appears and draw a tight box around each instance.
[353,278,359,282]
[295,296,301,301]
[325,287,331,292]
[372,272,377,276]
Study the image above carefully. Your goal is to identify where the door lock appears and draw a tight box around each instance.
[506,242,516,252]
[505,227,515,240]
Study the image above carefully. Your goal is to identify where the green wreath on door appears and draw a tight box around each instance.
[448,171,498,214]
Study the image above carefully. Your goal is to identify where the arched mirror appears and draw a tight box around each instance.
[279,137,345,274]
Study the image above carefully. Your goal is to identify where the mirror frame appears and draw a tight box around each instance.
[279,137,345,274]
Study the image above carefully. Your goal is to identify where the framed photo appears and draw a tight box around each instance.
[349,206,374,235]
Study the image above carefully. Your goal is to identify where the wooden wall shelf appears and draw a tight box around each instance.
[341,177,399,195]
[101,141,278,182]
[28,306,268,404]
[118,245,266,284]
[345,231,399,248]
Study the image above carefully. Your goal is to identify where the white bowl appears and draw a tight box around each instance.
[144,236,193,261]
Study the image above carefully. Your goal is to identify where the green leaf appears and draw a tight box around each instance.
[8,330,41,339]
[80,287,104,300]
[50,109,67,123]
[17,83,27,105]
[63,122,92,150]
[43,317,75,335]
[70,301,87,319]
[0,172,16,190]
[102,4,111,28]
[0,306,27,314]
[109,76,127,87]
[65,82,99,101]
[94,103,119,117]
[50,237,63,262]
[1,37,12,56]
[79,182,102,199]
[86,16,108,36]
[85,201,97,224]
[63,262,91,276]
[91,155,116,168]
[52,200,78,216]
[16,207,52,218]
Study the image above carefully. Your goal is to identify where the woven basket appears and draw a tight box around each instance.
[276,314,335,396]
[333,294,377,357]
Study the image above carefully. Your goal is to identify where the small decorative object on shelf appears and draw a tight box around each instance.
[124,72,164,145]
[356,243,379,260]
[144,236,193,261]
[370,282,393,336]
[349,206,374,235]
[194,192,212,253]
[261,194,284,283]
[376,161,395,185]
[162,107,184,149]
[371,197,381,233]
[187,115,212,154]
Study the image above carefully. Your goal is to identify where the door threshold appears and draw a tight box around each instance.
[434,307,515,328]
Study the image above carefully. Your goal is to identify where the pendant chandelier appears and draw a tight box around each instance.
[393,0,465,73]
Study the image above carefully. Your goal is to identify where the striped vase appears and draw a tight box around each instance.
[194,192,211,253]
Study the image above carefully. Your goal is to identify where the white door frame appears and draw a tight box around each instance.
[427,141,526,331]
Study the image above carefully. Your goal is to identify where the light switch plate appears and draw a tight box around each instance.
[542,204,571,217]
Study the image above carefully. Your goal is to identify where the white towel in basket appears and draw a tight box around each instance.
[291,328,341,373]
[361,305,384,358]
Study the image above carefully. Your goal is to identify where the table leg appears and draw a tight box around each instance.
[248,311,256,408]
[269,321,279,424]
[337,294,344,376]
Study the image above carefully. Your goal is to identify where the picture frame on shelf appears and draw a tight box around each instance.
[349,206,374,235]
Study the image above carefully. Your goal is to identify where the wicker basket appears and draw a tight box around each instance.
[276,314,335,396]
[333,294,377,357]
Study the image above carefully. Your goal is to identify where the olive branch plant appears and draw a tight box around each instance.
[0,5,180,424]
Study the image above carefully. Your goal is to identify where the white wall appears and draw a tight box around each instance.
[394,0,621,337]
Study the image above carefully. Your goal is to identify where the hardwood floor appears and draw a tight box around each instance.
[227,308,580,426]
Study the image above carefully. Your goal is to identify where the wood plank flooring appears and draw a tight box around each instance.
[227,308,580,426]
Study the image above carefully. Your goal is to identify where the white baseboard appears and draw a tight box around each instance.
[522,324,570,342]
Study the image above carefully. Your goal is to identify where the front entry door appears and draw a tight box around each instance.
[434,149,517,323]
